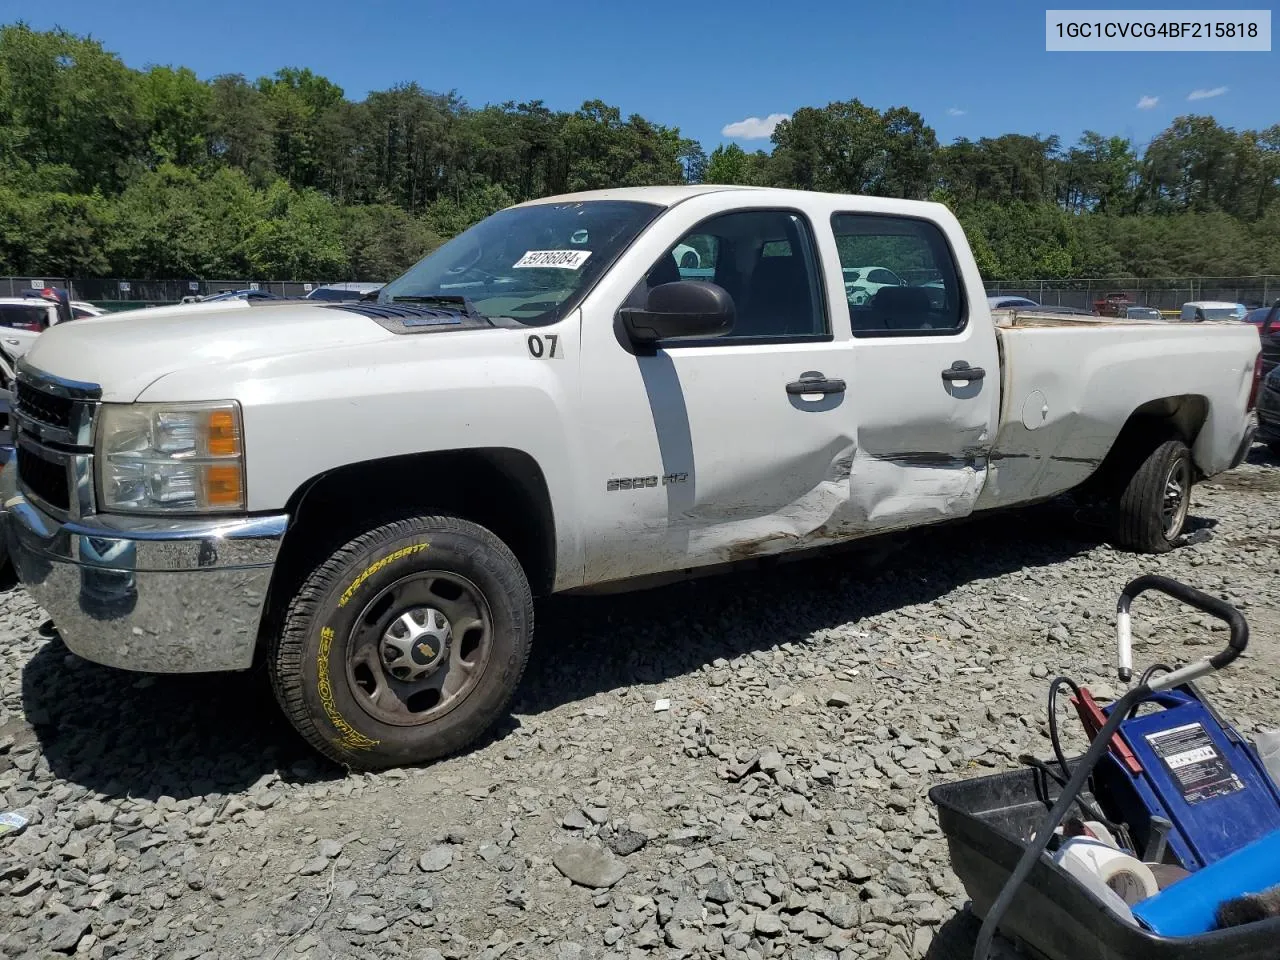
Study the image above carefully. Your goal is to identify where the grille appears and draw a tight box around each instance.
[17,446,70,511]
[15,381,74,431]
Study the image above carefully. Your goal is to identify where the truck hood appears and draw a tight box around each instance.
[21,301,396,402]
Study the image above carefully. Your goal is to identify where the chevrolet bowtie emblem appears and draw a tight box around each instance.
[417,642,435,659]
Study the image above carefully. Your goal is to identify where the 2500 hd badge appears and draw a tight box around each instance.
[606,472,689,491]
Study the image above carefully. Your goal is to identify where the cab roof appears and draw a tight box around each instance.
[513,185,954,220]
[513,185,762,208]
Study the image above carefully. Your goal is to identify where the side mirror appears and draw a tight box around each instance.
[620,280,734,344]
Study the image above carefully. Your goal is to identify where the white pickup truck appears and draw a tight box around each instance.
[1,186,1260,770]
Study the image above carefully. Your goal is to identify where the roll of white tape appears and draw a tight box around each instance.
[1054,838,1159,907]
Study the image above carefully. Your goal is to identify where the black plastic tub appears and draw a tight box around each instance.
[928,765,1280,960]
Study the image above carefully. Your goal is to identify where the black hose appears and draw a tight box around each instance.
[1138,663,1172,687]
[974,682,1154,960]
[1047,676,1083,783]
[1017,755,1115,829]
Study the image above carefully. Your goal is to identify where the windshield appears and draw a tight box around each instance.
[379,200,663,325]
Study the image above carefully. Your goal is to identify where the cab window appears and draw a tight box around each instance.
[635,210,828,342]
[831,214,965,336]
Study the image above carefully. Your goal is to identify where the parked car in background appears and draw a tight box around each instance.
[844,265,905,304]
[1257,365,1280,455]
[1093,292,1134,317]
[70,301,105,319]
[1020,304,1097,317]
[1181,301,1246,322]
[202,288,287,303]
[305,282,384,302]
[0,288,80,361]
[1124,305,1164,321]
[987,295,1040,310]
[1250,302,1279,380]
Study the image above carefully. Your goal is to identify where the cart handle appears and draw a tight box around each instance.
[1116,575,1248,686]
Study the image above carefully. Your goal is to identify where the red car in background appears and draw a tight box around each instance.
[1245,301,1279,411]
[1093,292,1135,316]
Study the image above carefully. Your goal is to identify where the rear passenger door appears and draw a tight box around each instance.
[832,212,1000,530]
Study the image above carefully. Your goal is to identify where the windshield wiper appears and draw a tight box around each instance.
[391,295,488,321]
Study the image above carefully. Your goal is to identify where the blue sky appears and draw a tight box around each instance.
[4,0,1275,152]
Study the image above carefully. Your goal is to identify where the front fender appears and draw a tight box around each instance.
[137,323,587,588]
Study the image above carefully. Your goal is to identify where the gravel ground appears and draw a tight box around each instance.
[2,446,1279,960]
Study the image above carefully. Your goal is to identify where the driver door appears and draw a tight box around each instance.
[578,204,860,584]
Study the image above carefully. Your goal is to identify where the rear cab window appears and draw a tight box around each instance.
[830,214,966,337]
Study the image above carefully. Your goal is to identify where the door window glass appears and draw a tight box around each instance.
[832,214,965,336]
[638,210,827,341]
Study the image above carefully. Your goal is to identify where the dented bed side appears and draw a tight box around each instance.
[977,316,1259,510]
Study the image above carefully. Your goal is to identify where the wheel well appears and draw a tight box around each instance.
[259,449,556,655]
[1090,394,1209,493]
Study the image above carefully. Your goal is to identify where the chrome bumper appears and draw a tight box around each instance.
[1,460,287,673]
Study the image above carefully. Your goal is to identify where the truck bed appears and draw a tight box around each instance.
[976,311,1258,511]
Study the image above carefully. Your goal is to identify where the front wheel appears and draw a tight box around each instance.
[1112,439,1192,554]
[270,515,533,770]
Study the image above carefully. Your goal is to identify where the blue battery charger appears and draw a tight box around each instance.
[1093,686,1280,871]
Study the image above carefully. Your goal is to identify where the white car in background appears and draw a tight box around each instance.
[0,296,106,362]
[1180,301,1247,322]
[987,295,1041,310]
[305,282,385,302]
[843,265,905,304]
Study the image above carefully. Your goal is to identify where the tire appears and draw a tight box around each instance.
[270,515,532,771]
[1112,439,1192,553]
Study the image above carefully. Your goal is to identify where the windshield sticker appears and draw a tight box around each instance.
[513,249,592,270]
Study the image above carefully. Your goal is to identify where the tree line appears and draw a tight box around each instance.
[1,23,1277,283]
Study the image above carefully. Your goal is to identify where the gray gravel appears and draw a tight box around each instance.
[2,446,1279,960]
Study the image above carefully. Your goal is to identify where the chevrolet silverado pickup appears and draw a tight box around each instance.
[0,186,1261,770]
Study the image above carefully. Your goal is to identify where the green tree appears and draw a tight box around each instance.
[139,65,212,168]
[208,75,275,182]
[0,23,144,191]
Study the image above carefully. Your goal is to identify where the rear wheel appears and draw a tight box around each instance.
[1112,439,1192,553]
[270,515,533,770]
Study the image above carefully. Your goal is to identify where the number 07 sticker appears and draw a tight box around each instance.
[527,334,562,359]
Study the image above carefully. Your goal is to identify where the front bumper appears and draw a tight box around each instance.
[1,460,287,672]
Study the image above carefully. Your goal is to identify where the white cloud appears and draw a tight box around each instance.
[946,107,966,117]
[1187,86,1228,101]
[1136,95,1159,110]
[721,113,790,139]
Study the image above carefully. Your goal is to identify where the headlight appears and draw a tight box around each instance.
[96,402,245,513]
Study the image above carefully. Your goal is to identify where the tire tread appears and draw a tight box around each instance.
[268,514,532,770]
[1112,439,1190,554]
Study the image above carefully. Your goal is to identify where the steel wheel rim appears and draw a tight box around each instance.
[346,570,493,727]
[1161,456,1191,538]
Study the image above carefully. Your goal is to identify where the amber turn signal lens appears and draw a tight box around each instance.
[207,409,240,457]
[204,465,243,507]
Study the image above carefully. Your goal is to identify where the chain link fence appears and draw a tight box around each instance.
[982,277,1278,312]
